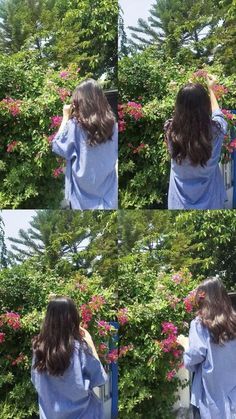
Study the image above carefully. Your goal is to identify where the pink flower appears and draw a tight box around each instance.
[0,332,5,343]
[77,67,81,73]
[58,88,71,101]
[166,369,176,381]
[107,349,118,363]
[183,290,196,313]
[50,116,62,128]
[52,166,64,178]
[5,312,21,330]
[162,322,178,335]
[221,109,235,120]
[119,344,134,357]
[172,273,183,284]
[80,304,93,324]
[75,282,88,292]
[47,132,57,143]
[212,85,228,99]
[127,101,143,120]
[97,320,112,336]
[88,295,106,311]
[99,343,108,352]
[118,120,126,132]
[59,70,69,79]
[193,69,208,78]
[117,308,128,325]
[2,97,22,116]
[11,353,25,366]
[6,141,18,153]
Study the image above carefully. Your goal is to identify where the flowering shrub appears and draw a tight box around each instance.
[118,252,200,418]
[0,53,89,208]
[119,48,236,208]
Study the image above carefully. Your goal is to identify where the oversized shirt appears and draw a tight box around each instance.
[167,109,228,209]
[184,318,236,419]
[31,341,107,419]
[52,119,118,210]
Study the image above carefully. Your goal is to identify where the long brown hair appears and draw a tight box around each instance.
[195,277,236,344]
[32,297,84,376]
[165,83,220,167]
[71,79,116,146]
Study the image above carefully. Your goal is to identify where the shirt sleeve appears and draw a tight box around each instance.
[52,119,77,160]
[212,109,228,136]
[183,319,208,372]
[81,350,108,389]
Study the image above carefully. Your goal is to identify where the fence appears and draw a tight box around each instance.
[94,321,119,419]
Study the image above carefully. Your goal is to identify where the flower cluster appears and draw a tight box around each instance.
[117,308,128,325]
[212,84,229,99]
[183,290,196,313]
[2,97,22,116]
[128,142,147,154]
[97,320,113,336]
[59,70,70,79]
[0,332,5,344]
[126,101,144,121]
[6,141,19,153]
[11,353,26,366]
[88,295,106,311]
[52,166,64,178]
[50,116,63,128]
[58,88,71,102]
[118,104,126,133]
[80,304,93,326]
[2,312,21,330]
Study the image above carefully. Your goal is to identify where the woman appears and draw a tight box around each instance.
[52,79,118,210]
[31,296,107,419]
[178,277,236,419]
[165,75,228,209]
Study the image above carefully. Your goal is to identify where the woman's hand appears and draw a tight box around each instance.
[207,74,217,89]
[177,334,189,350]
[80,327,100,360]
[63,104,72,120]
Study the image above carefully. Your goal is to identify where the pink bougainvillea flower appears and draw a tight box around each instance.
[0,332,5,343]
[88,295,106,311]
[2,97,22,116]
[183,290,196,313]
[5,312,21,330]
[133,143,147,154]
[77,67,81,73]
[80,304,93,324]
[11,352,25,366]
[117,308,129,325]
[58,88,71,101]
[98,343,108,352]
[59,70,69,79]
[52,166,64,178]
[166,369,177,381]
[119,344,134,357]
[107,349,119,363]
[162,322,178,336]
[97,320,112,336]
[127,101,144,120]
[212,84,229,99]
[118,120,126,132]
[6,141,19,153]
[75,282,88,292]
[193,69,208,78]
[171,273,183,284]
[50,116,63,128]
[221,109,235,120]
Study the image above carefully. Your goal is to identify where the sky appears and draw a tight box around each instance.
[119,0,154,37]
[1,210,36,250]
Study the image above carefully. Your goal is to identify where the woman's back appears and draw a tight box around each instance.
[184,318,236,419]
[31,340,107,419]
[168,109,228,209]
[52,119,118,209]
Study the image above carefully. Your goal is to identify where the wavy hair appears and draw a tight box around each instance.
[165,83,220,167]
[71,78,116,146]
[195,277,236,345]
[32,297,84,376]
